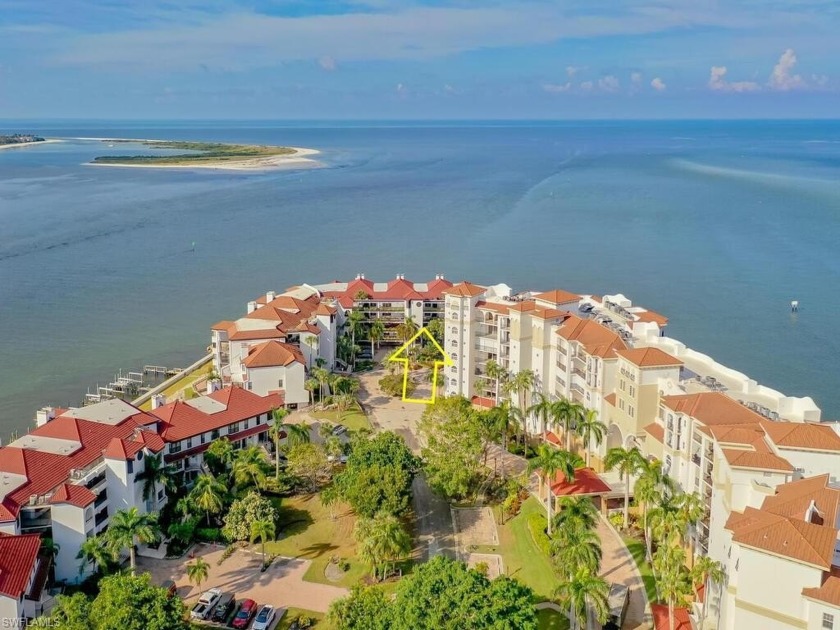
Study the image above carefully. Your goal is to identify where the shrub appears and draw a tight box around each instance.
[339,558,351,572]
[296,615,313,628]
[526,512,552,557]
[195,527,222,542]
[167,518,197,544]
[608,512,624,530]
[378,374,415,398]
[221,491,279,542]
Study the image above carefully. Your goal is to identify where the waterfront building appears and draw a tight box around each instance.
[0,533,47,623]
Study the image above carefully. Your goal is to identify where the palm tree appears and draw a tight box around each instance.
[136,453,174,506]
[528,392,554,443]
[40,537,60,560]
[354,512,411,581]
[186,557,210,589]
[691,555,726,630]
[676,491,706,555]
[503,369,534,416]
[250,518,276,567]
[654,544,693,630]
[269,408,290,479]
[347,310,366,369]
[604,446,646,530]
[313,367,330,402]
[324,435,344,466]
[305,378,318,407]
[205,437,235,474]
[369,319,385,356]
[232,446,268,489]
[485,359,509,404]
[483,403,511,476]
[77,535,115,575]
[304,335,319,369]
[552,496,599,534]
[555,567,610,630]
[189,473,226,526]
[575,409,607,467]
[106,508,160,574]
[321,483,340,520]
[634,459,677,561]
[527,445,583,536]
[331,392,357,423]
[552,525,602,579]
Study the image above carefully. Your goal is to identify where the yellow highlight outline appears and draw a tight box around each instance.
[388,327,454,404]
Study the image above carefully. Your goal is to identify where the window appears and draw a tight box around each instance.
[825,613,836,630]
[451,352,458,360]
[185,438,193,449]
[451,327,457,334]
[278,379,284,388]
[211,429,220,440]
[230,422,240,434]
[245,418,250,430]
[629,405,635,417]
[629,385,636,397]
[127,460,134,475]
[170,442,182,454]
[200,433,206,444]
[450,378,457,386]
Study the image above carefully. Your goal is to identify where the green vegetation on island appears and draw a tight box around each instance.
[92,140,297,165]
[0,133,45,146]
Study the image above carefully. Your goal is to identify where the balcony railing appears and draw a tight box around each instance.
[556,359,567,371]
[572,367,586,379]
[70,459,106,483]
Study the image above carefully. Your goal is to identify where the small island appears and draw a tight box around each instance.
[0,133,46,148]
[90,139,320,171]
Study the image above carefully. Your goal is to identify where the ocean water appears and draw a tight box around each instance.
[1,120,840,439]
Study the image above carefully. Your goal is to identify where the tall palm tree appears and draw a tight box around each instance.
[40,537,60,561]
[553,496,599,534]
[136,453,174,506]
[77,535,114,575]
[575,409,607,467]
[555,567,610,630]
[269,408,290,479]
[106,508,160,574]
[205,437,235,474]
[186,557,210,589]
[485,359,509,405]
[304,335,319,369]
[305,378,318,407]
[313,367,330,402]
[232,445,268,490]
[189,473,226,526]
[321,483,340,521]
[528,392,554,443]
[653,544,693,630]
[634,459,677,561]
[347,310,366,369]
[354,512,411,581]
[507,403,528,448]
[250,518,276,567]
[691,556,726,630]
[484,403,511,476]
[527,445,583,535]
[331,392,357,423]
[552,525,602,579]
[604,446,646,530]
[369,319,385,356]
[505,369,534,415]
[675,491,706,555]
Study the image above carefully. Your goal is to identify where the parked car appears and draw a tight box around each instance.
[160,579,177,598]
[211,592,235,623]
[252,604,276,630]
[190,588,222,620]
[602,583,629,630]
[232,599,258,629]
[331,424,347,436]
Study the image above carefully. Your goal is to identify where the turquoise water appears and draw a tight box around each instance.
[1,120,839,437]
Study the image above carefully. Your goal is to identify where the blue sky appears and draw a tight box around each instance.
[1,0,839,119]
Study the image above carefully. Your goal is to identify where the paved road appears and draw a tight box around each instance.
[412,473,456,561]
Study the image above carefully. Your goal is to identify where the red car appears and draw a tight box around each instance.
[232,599,257,629]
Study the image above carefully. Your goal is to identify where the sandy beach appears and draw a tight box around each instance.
[83,141,321,171]
[0,138,63,150]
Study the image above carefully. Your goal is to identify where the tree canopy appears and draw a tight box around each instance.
[221,490,279,542]
[329,556,537,630]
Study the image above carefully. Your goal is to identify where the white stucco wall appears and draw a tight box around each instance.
[52,502,91,583]
[246,363,307,405]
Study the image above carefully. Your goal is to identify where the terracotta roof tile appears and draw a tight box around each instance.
[616,347,683,368]
[721,449,793,472]
[644,423,665,443]
[760,421,840,452]
[475,301,510,315]
[443,282,485,298]
[470,396,496,409]
[651,605,691,630]
[634,310,669,327]
[803,576,840,607]
[49,483,97,508]
[661,392,764,427]
[533,289,581,305]
[556,315,627,359]
[762,475,840,524]
[604,393,617,407]
[0,533,41,598]
[509,300,537,313]
[549,468,611,496]
[243,340,305,369]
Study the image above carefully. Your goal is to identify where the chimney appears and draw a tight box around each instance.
[266,291,276,302]
[206,380,221,395]
[151,394,166,410]
[356,273,362,280]
[35,406,56,428]
[247,301,257,314]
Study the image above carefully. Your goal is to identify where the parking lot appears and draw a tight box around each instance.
[138,543,348,626]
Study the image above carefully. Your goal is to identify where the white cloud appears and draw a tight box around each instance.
[542,82,572,93]
[768,48,803,91]
[598,75,620,92]
[579,80,594,92]
[318,56,337,71]
[631,71,642,84]
[708,65,760,92]
[395,82,406,94]
[566,65,581,78]
[651,77,666,91]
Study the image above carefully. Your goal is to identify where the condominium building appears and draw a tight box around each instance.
[0,533,47,624]
[0,387,281,589]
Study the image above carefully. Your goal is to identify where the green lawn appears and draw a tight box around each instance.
[138,361,212,411]
[265,494,367,587]
[277,608,330,630]
[536,608,570,630]
[311,405,371,432]
[483,496,560,601]
[622,535,658,604]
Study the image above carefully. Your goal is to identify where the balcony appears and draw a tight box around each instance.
[94,507,109,527]
[556,359,567,372]
[691,453,701,466]
[69,459,106,484]
[572,367,586,379]
[555,375,566,389]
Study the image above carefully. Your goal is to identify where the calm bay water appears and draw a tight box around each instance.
[1,120,839,438]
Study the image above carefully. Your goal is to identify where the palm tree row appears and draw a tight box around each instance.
[77,507,161,575]
[354,511,411,581]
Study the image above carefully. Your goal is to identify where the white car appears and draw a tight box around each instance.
[189,587,222,619]
[198,588,222,607]
[252,604,276,630]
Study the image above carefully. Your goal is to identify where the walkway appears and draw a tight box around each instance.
[597,516,649,629]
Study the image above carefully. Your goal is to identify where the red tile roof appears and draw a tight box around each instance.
[634,310,669,327]
[616,347,682,368]
[0,533,41,598]
[546,431,562,446]
[803,576,840,607]
[721,449,793,472]
[661,392,764,427]
[153,387,283,442]
[443,282,485,298]
[470,396,496,409]
[556,315,627,358]
[475,301,510,315]
[243,340,305,368]
[644,423,665,443]
[760,421,840,452]
[549,468,611,497]
[604,393,617,407]
[533,289,581,305]
[651,605,691,630]
[49,483,96,508]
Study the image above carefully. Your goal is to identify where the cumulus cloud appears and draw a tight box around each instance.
[768,48,803,91]
[318,55,337,71]
[651,77,666,91]
[566,65,581,78]
[579,80,594,92]
[542,82,572,93]
[708,65,760,92]
[598,75,620,92]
